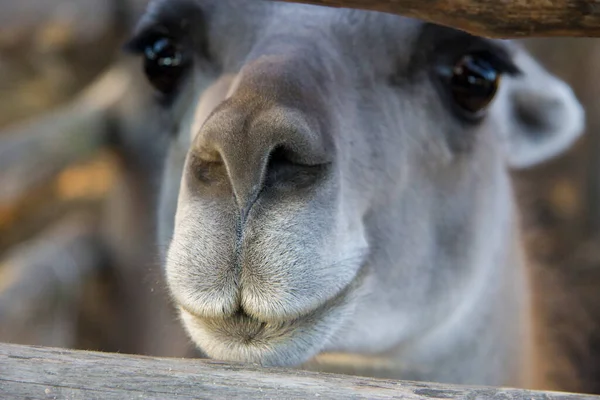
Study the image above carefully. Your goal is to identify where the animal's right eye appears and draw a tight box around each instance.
[142,36,191,95]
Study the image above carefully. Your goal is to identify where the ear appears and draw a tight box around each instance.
[493,49,585,169]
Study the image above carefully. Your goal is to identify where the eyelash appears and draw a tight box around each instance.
[124,27,174,54]
[454,50,519,77]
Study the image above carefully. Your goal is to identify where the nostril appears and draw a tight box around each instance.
[188,152,227,184]
[268,146,295,168]
[265,145,329,189]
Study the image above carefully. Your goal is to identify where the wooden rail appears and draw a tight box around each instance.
[0,343,598,399]
[278,0,600,38]
[0,65,130,207]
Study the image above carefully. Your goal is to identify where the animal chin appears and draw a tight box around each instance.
[177,281,356,367]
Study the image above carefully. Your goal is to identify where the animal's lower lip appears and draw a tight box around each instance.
[181,306,302,340]
[182,307,292,327]
[178,297,342,366]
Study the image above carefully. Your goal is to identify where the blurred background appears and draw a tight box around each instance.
[0,0,599,394]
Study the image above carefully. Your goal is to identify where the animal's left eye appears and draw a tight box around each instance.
[448,54,500,114]
[142,36,190,95]
[437,51,518,119]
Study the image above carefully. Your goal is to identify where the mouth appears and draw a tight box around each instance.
[177,268,365,367]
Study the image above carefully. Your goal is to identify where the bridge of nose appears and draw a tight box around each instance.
[192,56,325,217]
[219,111,272,215]
[191,101,267,214]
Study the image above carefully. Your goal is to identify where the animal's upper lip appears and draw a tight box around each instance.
[179,286,338,326]
[179,262,367,327]
[182,262,368,329]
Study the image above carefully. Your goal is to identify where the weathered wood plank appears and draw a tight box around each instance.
[0,343,597,399]
[276,0,600,38]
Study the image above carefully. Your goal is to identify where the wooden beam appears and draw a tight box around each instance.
[0,343,597,399]
[0,213,105,347]
[275,0,600,38]
[0,64,131,207]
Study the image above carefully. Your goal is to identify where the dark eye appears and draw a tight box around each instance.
[143,36,190,94]
[447,53,500,115]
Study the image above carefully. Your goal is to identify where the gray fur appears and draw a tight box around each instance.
[131,0,584,388]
